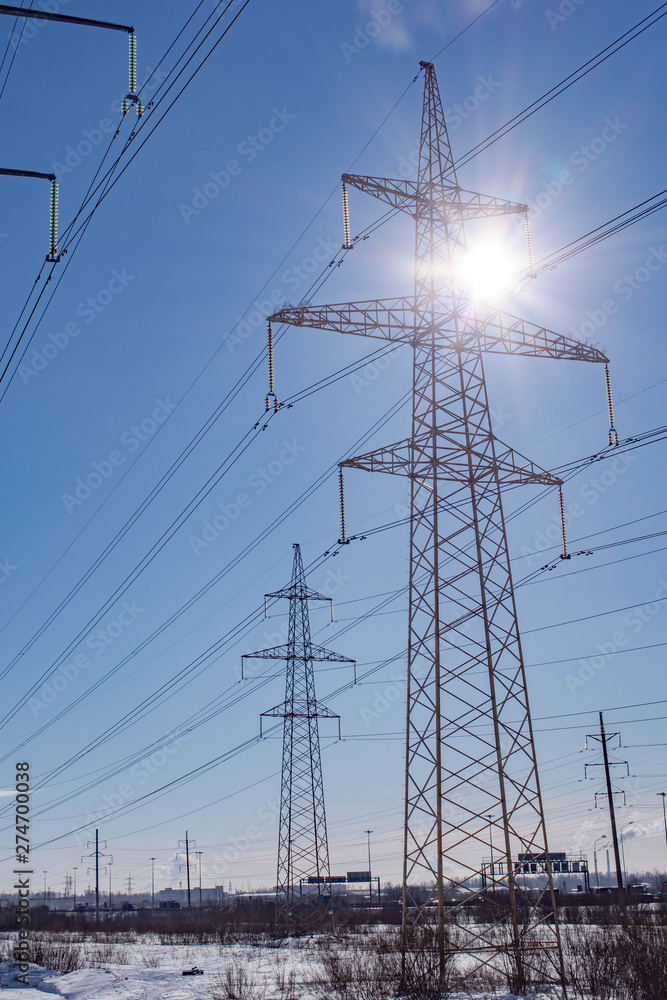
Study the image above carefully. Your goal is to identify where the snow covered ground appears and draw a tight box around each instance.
[0,936,556,999]
[0,937,322,999]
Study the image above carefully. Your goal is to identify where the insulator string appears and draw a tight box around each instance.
[605,365,618,446]
[338,468,347,544]
[128,33,137,94]
[48,179,58,260]
[524,214,534,277]
[342,183,352,250]
[558,486,569,560]
[265,323,278,412]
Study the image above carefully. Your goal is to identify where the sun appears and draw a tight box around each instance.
[455,238,522,304]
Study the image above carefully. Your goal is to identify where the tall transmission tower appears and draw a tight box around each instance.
[270,62,608,991]
[243,543,354,932]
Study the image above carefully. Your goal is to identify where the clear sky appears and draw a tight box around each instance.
[0,0,666,898]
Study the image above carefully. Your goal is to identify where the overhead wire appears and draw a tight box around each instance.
[5,3,667,856]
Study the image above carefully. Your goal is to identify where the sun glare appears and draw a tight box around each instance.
[456,239,522,303]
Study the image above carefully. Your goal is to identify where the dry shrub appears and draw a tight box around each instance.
[317,931,402,1000]
[212,959,264,1000]
[566,921,667,1000]
[276,966,298,1000]
[24,936,82,974]
[86,940,131,966]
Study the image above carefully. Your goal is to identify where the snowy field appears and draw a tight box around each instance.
[0,935,552,999]
[3,938,315,998]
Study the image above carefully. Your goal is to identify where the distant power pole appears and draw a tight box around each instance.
[585,712,629,914]
[81,830,112,922]
[178,834,194,908]
[244,543,355,932]
[195,851,204,907]
[150,858,156,910]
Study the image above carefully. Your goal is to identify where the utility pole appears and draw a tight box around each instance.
[243,543,355,933]
[150,858,156,910]
[586,713,627,915]
[108,861,113,912]
[178,834,194,909]
[195,851,204,907]
[81,830,111,923]
[594,835,607,887]
[658,793,667,854]
[73,867,77,911]
[269,60,607,991]
[42,871,47,907]
[365,831,373,906]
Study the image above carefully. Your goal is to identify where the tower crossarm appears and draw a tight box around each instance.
[269,298,420,343]
[269,300,607,363]
[311,644,355,663]
[266,586,331,603]
[343,172,527,220]
[342,431,561,486]
[243,644,291,660]
[262,701,340,720]
[448,307,609,363]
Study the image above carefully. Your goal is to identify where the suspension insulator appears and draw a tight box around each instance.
[136,101,145,118]
[524,215,534,277]
[338,468,347,544]
[558,486,570,560]
[265,322,279,412]
[48,179,58,260]
[342,183,352,250]
[128,33,137,95]
[121,99,129,116]
[605,365,618,447]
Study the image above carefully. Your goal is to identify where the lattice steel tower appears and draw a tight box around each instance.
[244,543,354,931]
[270,63,608,989]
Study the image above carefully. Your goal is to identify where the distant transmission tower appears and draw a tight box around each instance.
[270,62,608,991]
[244,543,354,932]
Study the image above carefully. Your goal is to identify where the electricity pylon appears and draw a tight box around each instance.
[243,543,354,932]
[270,62,608,990]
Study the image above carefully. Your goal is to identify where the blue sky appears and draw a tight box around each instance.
[0,0,666,898]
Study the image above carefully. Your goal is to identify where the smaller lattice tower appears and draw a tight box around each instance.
[244,543,355,931]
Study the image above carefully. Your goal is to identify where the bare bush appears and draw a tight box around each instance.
[565,921,667,1000]
[212,959,264,1000]
[25,936,82,974]
[317,931,402,1000]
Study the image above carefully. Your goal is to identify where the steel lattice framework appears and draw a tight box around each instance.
[244,543,354,932]
[270,63,608,990]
